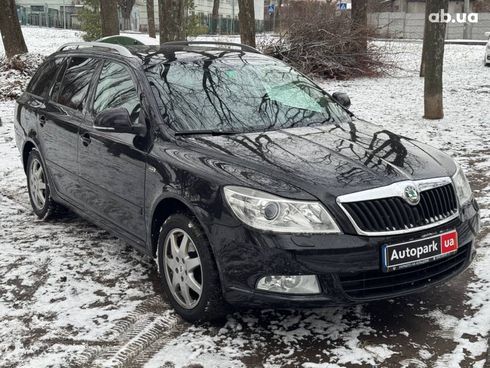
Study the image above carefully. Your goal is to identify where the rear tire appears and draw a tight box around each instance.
[26,149,65,220]
[157,213,227,322]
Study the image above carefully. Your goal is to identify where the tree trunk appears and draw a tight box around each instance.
[147,0,156,38]
[419,1,430,77]
[238,0,256,47]
[100,0,120,37]
[118,0,135,31]
[159,0,185,43]
[0,0,28,58]
[175,0,185,40]
[159,0,169,42]
[351,0,368,52]
[274,0,283,33]
[211,0,220,34]
[423,0,449,119]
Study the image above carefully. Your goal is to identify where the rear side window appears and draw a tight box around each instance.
[93,61,140,124]
[50,58,69,100]
[57,57,99,111]
[28,58,63,97]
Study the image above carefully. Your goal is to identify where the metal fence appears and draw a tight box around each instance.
[195,14,265,35]
[17,5,82,29]
[369,12,490,40]
[16,6,266,35]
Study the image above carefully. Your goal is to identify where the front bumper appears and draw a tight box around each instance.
[210,199,480,308]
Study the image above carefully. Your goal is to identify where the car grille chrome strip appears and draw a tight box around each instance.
[336,177,460,236]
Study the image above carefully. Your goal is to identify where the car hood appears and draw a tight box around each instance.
[184,119,457,201]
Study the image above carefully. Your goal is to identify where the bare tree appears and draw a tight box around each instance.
[238,0,256,47]
[262,1,390,79]
[158,0,169,42]
[100,0,120,36]
[419,1,431,77]
[211,0,220,34]
[147,0,156,38]
[159,0,185,42]
[118,0,135,30]
[423,0,449,119]
[273,0,283,33]
[351,0,368,52]
[0,0,28,58]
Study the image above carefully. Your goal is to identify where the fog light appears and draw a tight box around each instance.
[256,275,321,294]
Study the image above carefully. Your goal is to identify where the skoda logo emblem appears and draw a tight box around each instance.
[404,185,420,206]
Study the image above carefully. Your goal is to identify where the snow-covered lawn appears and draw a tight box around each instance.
[0,27,489,367]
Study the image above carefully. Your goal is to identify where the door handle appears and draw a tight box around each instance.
[39,115,46,127]
[80,133,91,146]
[31,100,45,109]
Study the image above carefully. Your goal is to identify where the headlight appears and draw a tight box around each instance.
[223,186,340,233]
[451,165,472,205]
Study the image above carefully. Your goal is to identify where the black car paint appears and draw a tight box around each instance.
[14,45,480,307]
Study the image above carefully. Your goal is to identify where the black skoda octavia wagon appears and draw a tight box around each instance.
[14,41,480,321]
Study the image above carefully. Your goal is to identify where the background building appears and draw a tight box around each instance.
[369,0,489,40]
[388,0,475,13]
[13,0,265,33]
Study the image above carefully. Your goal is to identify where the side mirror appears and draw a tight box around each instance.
[94,108,146,136]
[332,92,351,109]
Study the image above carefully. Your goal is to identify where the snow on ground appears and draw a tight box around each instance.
[0,27,489,367]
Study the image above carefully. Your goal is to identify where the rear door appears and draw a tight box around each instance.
[18,57,64,164]
[77,60,147,245]
[40,56,99,201]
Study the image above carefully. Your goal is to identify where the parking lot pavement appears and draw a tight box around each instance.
[0,41,489,367]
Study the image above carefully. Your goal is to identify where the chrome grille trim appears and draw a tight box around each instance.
[336,177,460,236]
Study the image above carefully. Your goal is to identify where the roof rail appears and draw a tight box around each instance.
[56,42,134,58]
[162,41,261,54]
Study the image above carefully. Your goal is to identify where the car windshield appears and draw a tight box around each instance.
[145,57,352,133]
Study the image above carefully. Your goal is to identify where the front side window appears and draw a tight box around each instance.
[145,55,351,133]
[93,61,140,124]
[28,57,63,98]
[57,57,98,111]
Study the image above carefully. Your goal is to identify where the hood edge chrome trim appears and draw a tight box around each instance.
[336,177,459,236]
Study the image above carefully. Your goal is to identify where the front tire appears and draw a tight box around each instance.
[157,213,227,322]
[26,149,63,220]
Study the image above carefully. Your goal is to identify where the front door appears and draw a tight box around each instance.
[77,60,147,245]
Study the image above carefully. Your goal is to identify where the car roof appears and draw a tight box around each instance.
[53,42,275,68]
[128,44,276,67]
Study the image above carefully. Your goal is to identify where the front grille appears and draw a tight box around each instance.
[342,184,458,233]
[339,245,469,299]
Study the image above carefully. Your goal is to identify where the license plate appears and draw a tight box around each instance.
[382,230,458,272]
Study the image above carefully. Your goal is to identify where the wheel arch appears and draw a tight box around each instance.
[149,195,211,258]
[22,140,37,173]
[21,139,58,203]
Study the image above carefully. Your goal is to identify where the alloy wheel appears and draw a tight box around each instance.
[163,228,203,309]
[29,158,47,210]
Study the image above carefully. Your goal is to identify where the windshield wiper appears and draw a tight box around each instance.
[174,129,240,136]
